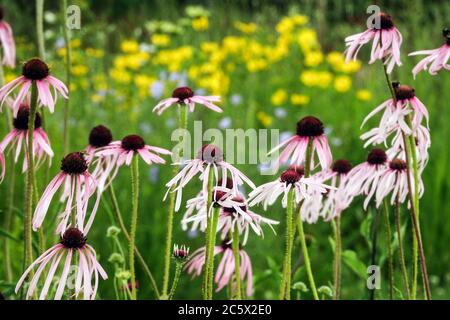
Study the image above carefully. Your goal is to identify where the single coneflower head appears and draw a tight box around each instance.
[22,58,49,80]
[389,158,407,171]
[13,105,42,130]
[280,169,302,185]
[332,159,352,174]
[222,196,247,214]
[367,148,387,165]
[197,144,224,163]
[296,116,324,137]
[60,227,87,249]
[376,12,394,30]
[172,86,194,101]
[60,152,88,175]
[288,165,305,176]
[392,82,415,101]
[121,134,145,151]
[89,125,113,148]
[173,244,190,261]
[444,28,450,45]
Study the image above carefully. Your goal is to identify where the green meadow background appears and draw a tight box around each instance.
[0,0,449,299]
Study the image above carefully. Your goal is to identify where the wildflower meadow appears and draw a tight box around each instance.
[0,0,449,303]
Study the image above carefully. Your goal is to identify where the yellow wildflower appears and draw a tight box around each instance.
[300,70,333,88]
[151,34,171,47]
[291,94,310,106]
[192,16,209,31]
[334,75,352,92]
[271,89,288,106]
[71,65,89,77]
[297,29,319,52]
[110,69,131,83]
[86,48,104,58]
[70,38,81,49]
[257,111,273,127]
[201,42,219,54]
[304,51,323,67]
[120,40,140,53]
[234,21,257,34]
[356,89,372,101]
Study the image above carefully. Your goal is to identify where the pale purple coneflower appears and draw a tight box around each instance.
[317,159,354,221]
[374,158,423,208]
[268,116,332,171]
[0,104,53,172]
[185,242,254,297]
[85,125,115,193]
[153,86,222,115]
[15,228,107,300]
[409,28,450,78]
[345,148,388,209]
[0,7,16,68]
[360,83,429,147]
[183,189,278,245]
[33,152,98,235]
[165,144,256,211]
[344,12,402,74]
[94,134,171,182]
[387,124,430,170]
[248,165,332,210]
[0,58,68,116]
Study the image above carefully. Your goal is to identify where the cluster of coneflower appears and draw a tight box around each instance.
[0,8,448,300]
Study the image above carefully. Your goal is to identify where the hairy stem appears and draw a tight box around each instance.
[61,0,72,154]
[383,199,394,300]
[108,183,160,298]
[280,188,294,299]
[162,105,188,297]
[232,228,242,300]
[129,156,140,300]
[169,262,184,300]
[395,199,411,299]
[333,215,341,300]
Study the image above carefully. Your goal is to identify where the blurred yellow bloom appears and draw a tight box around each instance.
[71,38,81,49]
[151,34,171,47]
[192,16,209,31]
[110,68,131,83]
[4,73,17,84]
[135,75,155,97]
[300,70,333,88]
[154,46,193,71]
[257,111,273,127]
[57,47,66,57]
[291,15,309,26]
[120,40,140,53]
[291,94,310,106]
[304,51,323,67]
[222,36,246,54]
[334,75,352,93]
[356,89,372,101]
[71,65,89,77]
[276,17,294,34]
[201,42,219,54]
[91,94,104,103]
[297,29,319,52]
[327,51,361,73]
[86,48,104,58]
[246,59,268,72]
[271,89,288,106]
[234,21,257,34]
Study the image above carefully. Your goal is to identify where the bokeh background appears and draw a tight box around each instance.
[0,0,449,299]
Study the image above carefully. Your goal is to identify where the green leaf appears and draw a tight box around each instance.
[342,250,367,279]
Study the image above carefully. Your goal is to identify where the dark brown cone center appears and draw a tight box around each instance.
[89,125,113,148]
[60,228,87,249]
[60,152,88,175]
[121,134,145,151]
[367,148,387,165]
[22,58,49,80]
[296,116,324,137]
[172,87,194,101]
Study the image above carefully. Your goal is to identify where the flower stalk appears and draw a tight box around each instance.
[280,188,294,300]
[232,228,242,300]
[332,215,341,300]
[395,198,411,299]
[162,105,188,297]
[383,199,394,299]
[129,155,140,300]
[203,170,217,300]
[169,261,184,300]
[61,0,72,154]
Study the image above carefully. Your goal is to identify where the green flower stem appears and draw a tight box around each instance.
[129,156,140,300]
[169,262,184,300]
[4,160,15,281]
[162,105,188,297]
[332,215,341,300]
[23,82,38,276]
[280,188,294,300]
[205,205,220,300]
[232,228,242,300]
[36,0,46,59]
[296,137,319,300]
[381,60,430,300]
[395,198,411,299]
[383,199,394,300]
[108,183,160,298]
[61,0,72,155]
